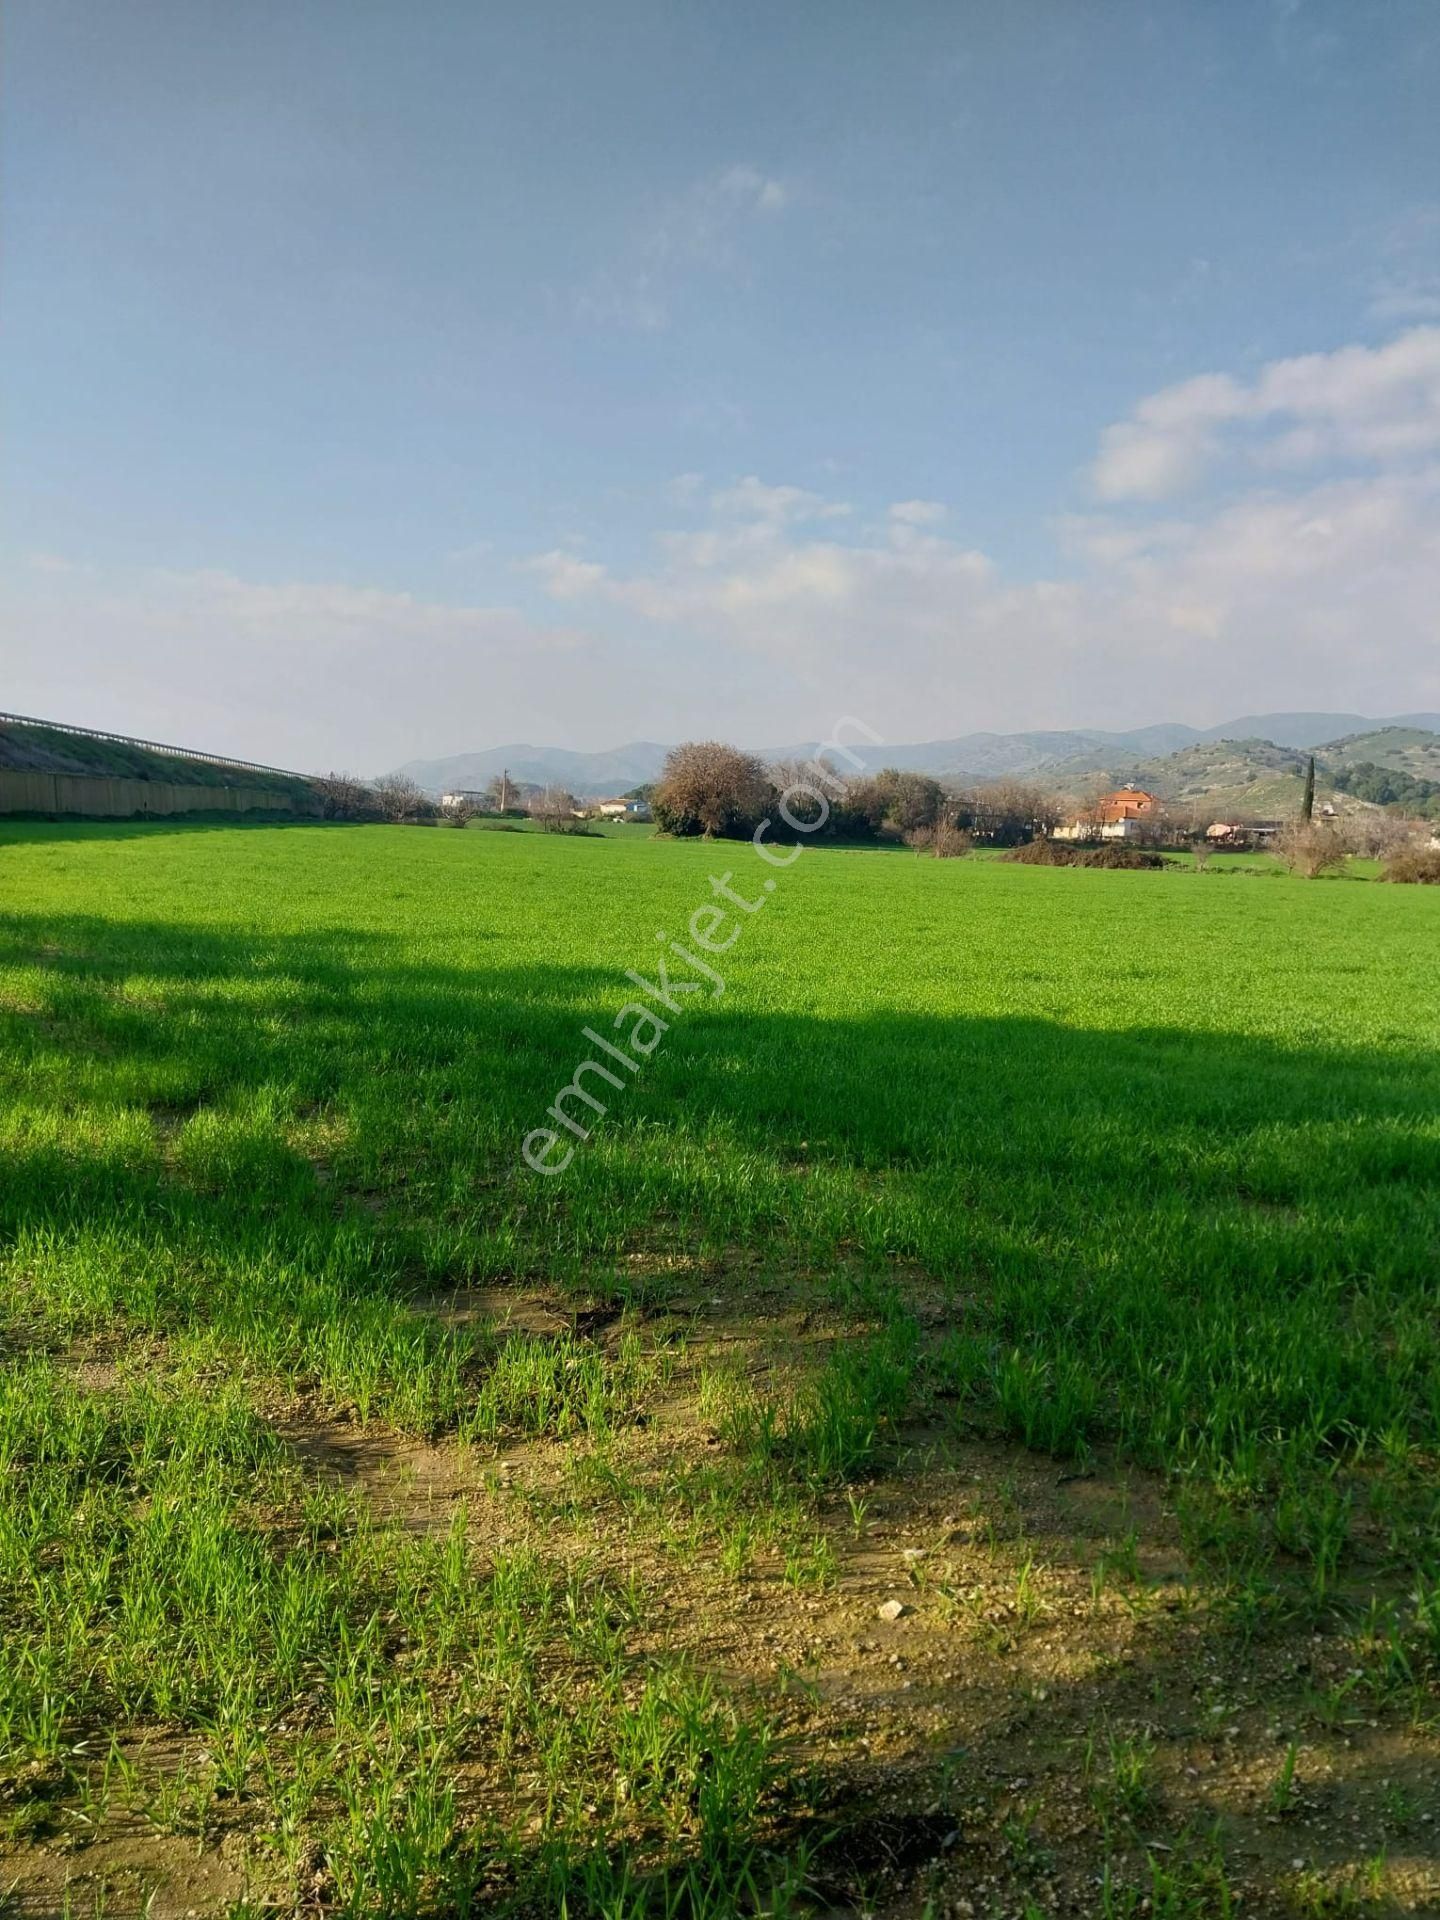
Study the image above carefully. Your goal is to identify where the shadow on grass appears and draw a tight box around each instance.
[1,904,1437,1453]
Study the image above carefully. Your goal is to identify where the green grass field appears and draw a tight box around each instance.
[3,821,1438,1917]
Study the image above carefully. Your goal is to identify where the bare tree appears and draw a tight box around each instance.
[766,757,851,831]
[1130,800,1187,849]
[957,779,1062,846]
[314,772,381,822]
[653,742,773,838]
[1382,843,1440,884]
[372,773,437,824]
[1059,776,1113,844]
[1341,809,1422,860]
[1277,819,1345,878]
[530,785,589,833]
[905,821,973,858]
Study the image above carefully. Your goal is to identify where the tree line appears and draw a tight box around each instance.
[649,741,1061,849]
[313,744,1440,880]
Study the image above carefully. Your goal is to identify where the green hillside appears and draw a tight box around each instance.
[1321,726,1440,781]
[1063,736,1313,816]
[1063,727,1440,820]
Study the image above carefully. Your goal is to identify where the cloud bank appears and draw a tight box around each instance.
[1092,327,1440,500]
[8,329,1439,763]
[517,333,1440,734]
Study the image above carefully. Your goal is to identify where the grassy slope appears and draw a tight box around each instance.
[2,821,1438,1912]
[0,719,315,799]
[1054,737,1311,815]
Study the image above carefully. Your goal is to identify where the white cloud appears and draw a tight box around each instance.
[888,499,948,526]
[1093,374,1248,500]
[1093,327,1440,500]
[709,475,851,525]
[521,550,610,599]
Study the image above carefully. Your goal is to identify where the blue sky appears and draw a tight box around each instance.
[4,0,1439,770]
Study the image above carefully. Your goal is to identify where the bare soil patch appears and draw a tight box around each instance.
[10,1302,1438,1917]
[257,1308,1440,1915]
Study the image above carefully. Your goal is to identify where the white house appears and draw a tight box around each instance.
[1053,816,1147,842]
[594,797,652,821]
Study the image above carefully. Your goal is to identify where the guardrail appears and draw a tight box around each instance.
[0,710,314,782]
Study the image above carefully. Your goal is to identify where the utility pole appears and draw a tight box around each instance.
[500,768,509,812]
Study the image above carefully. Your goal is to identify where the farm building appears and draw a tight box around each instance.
[1206,819,1279,848]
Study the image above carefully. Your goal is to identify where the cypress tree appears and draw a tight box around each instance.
[1302,754,1316,822]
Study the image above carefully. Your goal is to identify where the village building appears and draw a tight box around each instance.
[1052,785,1159,842]
[593,797,652,821]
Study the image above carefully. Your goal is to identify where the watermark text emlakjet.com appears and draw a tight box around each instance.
[521,717,881,1176]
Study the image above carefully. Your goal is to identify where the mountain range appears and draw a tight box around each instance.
[397,712,1440,797]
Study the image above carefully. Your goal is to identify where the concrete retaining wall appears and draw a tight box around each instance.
[0,769,321,818]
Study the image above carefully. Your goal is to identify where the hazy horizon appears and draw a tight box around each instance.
[4,2,1439,767]
[399,707,1440,760]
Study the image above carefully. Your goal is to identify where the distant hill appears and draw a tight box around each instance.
[396,741,671,797]
[1195,711,1440,750]
[1318,726,1440,782]
[397,712,1440,796]
[398,730,1196,796]
[787,723,1203,781]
